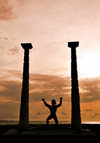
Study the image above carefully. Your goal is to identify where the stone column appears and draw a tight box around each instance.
[19,43,33,130]
[68,41,81,131]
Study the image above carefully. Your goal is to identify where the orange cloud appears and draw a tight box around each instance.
[29,74,71,102]
[80,77,100,102]
[0,85,6,92]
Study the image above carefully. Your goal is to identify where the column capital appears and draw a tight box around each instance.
[21,43,33,50]
[68,41,79,48]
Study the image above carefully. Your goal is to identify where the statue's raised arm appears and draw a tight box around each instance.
[42,98,51,108]
[56,97,63,108]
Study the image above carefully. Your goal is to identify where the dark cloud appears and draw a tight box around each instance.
[0,73,70,120]
[0,80,21,101]
[29,74,71,102]
[80,77,100,102]
[0,74,70,100]
[0,72,100,120]
[30,74,100,103]
[1,72,100,105]
[0,0,15,20]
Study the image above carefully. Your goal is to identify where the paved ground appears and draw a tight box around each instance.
[2,125,96,136]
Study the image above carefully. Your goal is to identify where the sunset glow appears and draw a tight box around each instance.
[78,51,100,78]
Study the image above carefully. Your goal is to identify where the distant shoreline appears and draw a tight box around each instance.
[0,120,100,125]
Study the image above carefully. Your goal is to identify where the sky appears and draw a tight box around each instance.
[0,0,100,123]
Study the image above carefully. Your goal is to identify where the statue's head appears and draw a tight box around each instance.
[51,99,56,106]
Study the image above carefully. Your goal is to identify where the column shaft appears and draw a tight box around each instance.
[19,43,33,130]
[68,42,81,131]
[71,48,81,130]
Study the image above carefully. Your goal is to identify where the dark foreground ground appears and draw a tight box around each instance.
[0,124,99,136]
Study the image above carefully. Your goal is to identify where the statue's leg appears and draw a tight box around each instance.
[54,115,58,125]
[46,115,53,124]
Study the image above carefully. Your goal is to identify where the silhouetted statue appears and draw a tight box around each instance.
[42,97,63,125]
